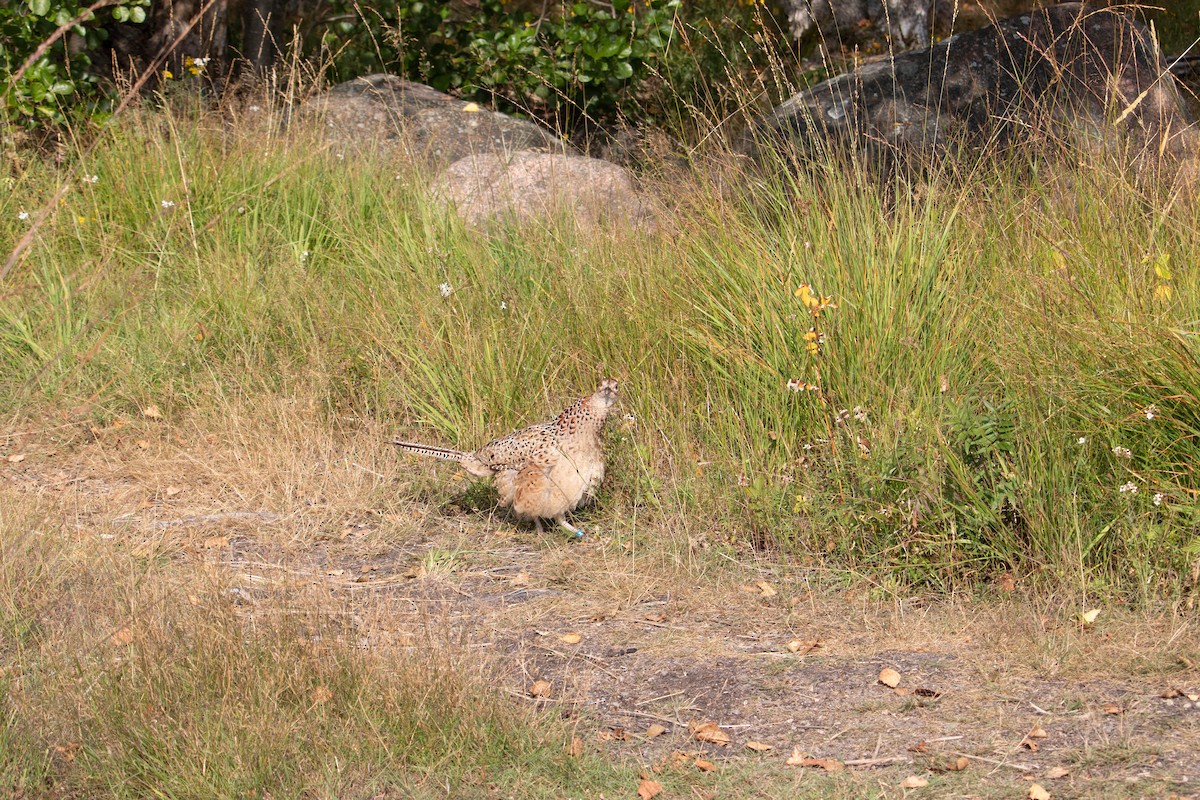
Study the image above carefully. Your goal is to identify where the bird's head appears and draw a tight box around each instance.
[591,378,620,414]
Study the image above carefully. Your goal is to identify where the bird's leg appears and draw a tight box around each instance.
[534,518,545,535]
[556,516,584,540]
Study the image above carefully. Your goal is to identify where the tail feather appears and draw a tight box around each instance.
[392,441,466,462]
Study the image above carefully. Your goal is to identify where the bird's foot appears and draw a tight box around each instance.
[556,518,585,541]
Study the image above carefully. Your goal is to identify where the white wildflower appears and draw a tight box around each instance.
[83,174,98,184]
[853,406,868,422]
[1144,405,1158,420]
[299,250,310,263]
[335,152,344,160]
[1112,446,1131,458]
[160,199,176,209]
[802,443,813,451]
[1118,482,1138,494]
[1077,436,1087,445]
[1153,492,1164,506]
[500,301,507,311]
[438,282,452,298]
[17,210,29,221]
[249,104,261,112]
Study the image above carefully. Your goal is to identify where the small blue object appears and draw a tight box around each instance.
[572,529,585,540]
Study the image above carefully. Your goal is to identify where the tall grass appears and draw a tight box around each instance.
[1,94,1198,601]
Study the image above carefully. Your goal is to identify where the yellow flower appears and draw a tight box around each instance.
[803,330,818,342]
[795,283,821,311]
[162,69,174,79]
[1154,283,1173,301]
[806,341,819,355]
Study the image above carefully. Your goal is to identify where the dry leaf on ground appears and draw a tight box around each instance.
[1103,703,1124,715]
[567,737,583,757]
[646,723,667,738]
[744,741,772,752]
[756,580,777,597]
[1027,726,1048,739]
[1029,783,1051,800]
[142,404,163,420]
[110,627,134,645]
[694,757,716,772]
[164,485,182,497]
[690,720,732,746]
[901,775,929,788]
[785,639,820,654]
[310,686,333,705]
[1045,766,1070,779]
[528,680,551,697]
[1080,609,1101,625]
[878,667,902,688]
[637,777,663,800]
[560,633,582,644]
[6,454,26,463]
[785,748,843,772]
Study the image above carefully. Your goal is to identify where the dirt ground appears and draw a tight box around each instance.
[3,412,1198,799]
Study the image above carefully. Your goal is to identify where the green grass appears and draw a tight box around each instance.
[1,101,1199,602]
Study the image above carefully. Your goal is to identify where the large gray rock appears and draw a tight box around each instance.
[302,74,571,169]
[431,151,657,231]
[747,3,1198,167]
[784,0,935,49]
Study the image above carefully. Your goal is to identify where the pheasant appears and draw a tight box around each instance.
[392,379,619,537]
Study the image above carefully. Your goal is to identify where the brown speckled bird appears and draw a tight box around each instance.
[392,379,619,537]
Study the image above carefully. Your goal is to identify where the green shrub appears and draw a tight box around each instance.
[0,0,148,126]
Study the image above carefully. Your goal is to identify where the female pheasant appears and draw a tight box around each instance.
[392,379,619,537]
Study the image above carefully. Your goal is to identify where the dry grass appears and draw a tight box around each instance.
[4,396,1199,797]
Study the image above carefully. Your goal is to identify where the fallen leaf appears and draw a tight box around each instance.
[110,627,134,645]
[1020,738,1040,752]
[786,750,844,772]
[785,639,819,654]
[1080,608,1101,625]
[645,724,668,738]
[951,756,969,771]
[326,568,345,576]
[694,757,716,772]
[1102,703,1123,715]
[509,571,531,586]
[1045,766,1070,779]
[901,775,929,788]
[567,736,583,757]
[1027,726,1048,739]
[636,777,663,800]
[164,485,182,497]
[755,580,777,597]
[142,404,163,420]
[1188,694,1200,702]
[744,741,772,752]
[690,720,732,746]
[203,535,229,549]
[1028,783,1051,800]
[528,680,551,698]
[596,730,615,741]
[6,453,26,463]
[462,102,481,113]
[1160,688,1182,698]
[311,686,333,704]
[908,740,929,753]
[998,572,1017,592]
[609,727,629,741]
[560,633,582,644]
[186,594,201,606]
[878,667,902,688]
[52,741,81,762]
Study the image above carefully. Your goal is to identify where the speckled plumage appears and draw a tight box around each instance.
[393,379,619,536]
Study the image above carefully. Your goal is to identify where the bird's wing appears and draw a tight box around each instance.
[474,423,557,472]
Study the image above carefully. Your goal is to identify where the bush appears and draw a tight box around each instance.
[0,0,148,127]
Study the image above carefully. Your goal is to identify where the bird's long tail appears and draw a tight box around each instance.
[391,441,467,462]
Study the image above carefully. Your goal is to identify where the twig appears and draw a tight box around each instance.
[608,707,683,726]
[843,755,911,767]
[112,511,280,528]
[951,752,1034,772]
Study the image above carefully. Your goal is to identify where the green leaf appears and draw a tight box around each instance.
[29,0,52,15]
[113,5,129,22]
[130,5,145,23]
